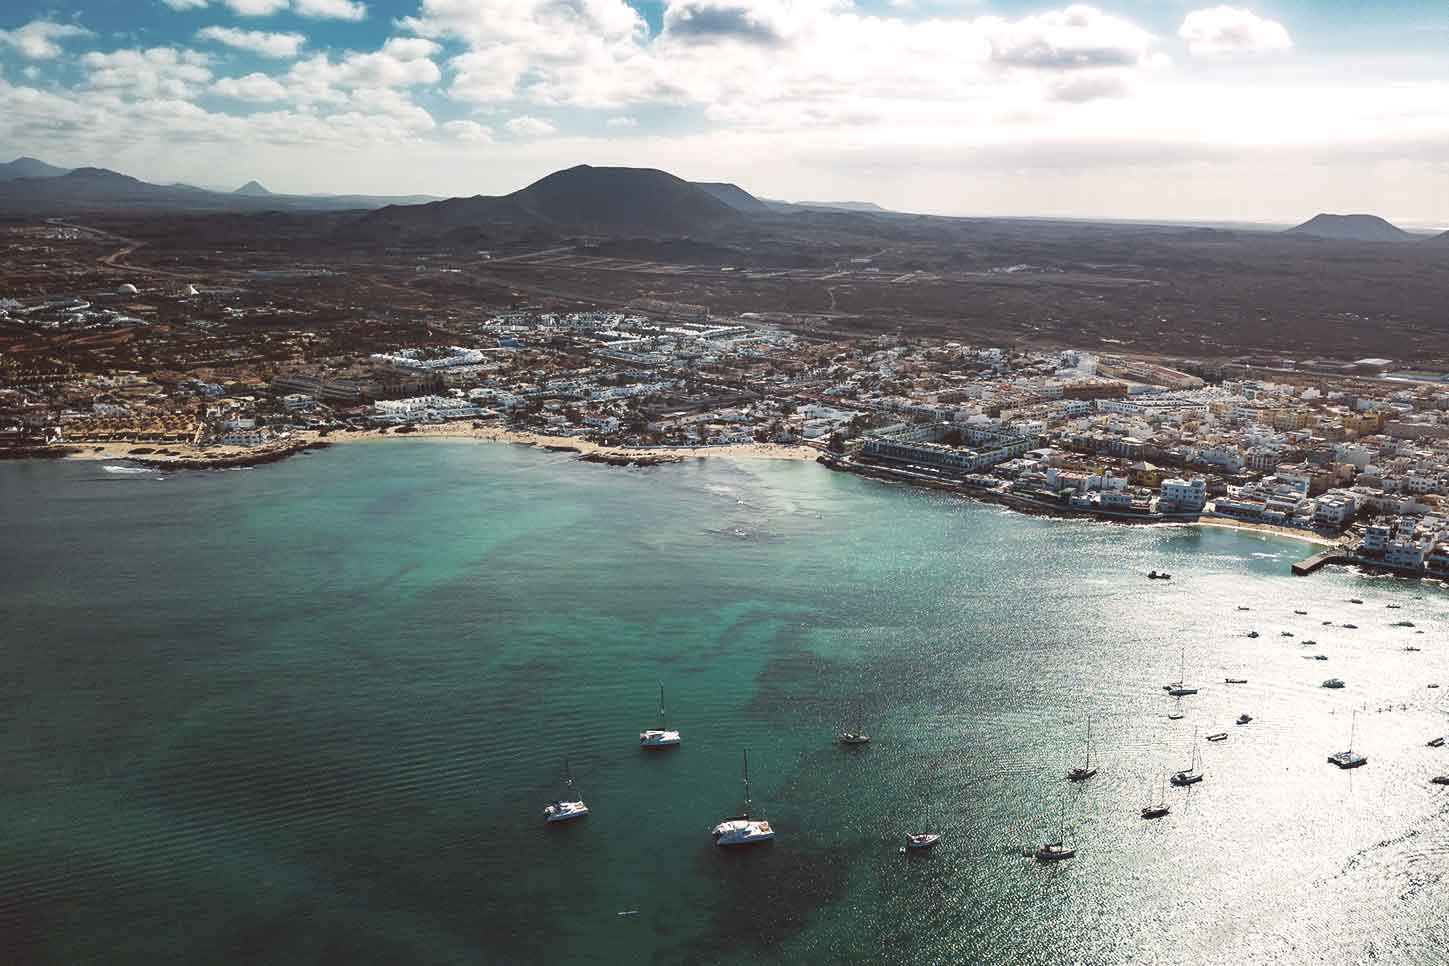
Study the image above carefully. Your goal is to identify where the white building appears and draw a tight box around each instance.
[1159,478,1207,512]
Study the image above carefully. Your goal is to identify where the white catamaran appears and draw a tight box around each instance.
[639,681,681,748]
[712,750,775,847]
[1328,710,1368,769]
[543,758,590,823]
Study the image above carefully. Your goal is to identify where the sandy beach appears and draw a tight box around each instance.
[1194,516,1342,548]
[54,424,823,466]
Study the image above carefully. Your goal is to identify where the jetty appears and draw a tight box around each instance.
[1293,550,1350,576]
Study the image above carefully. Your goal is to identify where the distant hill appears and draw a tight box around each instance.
[0,157,70,182]
[357,164,743,241]
[1286,213,1413,243]
[693,181,770,213]
[0,162,441,214]
[794,200,890,213]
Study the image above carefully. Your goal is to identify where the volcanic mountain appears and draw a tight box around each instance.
[0,156,70,182]
[356,165,745,241]
[234,180,272,196]
[1286,213,1413,242]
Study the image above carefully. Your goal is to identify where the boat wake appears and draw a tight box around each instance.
[102,464,156,475]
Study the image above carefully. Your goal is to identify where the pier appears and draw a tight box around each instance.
[1293,550,1350,576]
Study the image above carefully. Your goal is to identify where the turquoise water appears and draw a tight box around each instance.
[2,441,1447,964]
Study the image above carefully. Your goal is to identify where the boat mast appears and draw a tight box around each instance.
[1085,717,1092,771]
[658,681,666,730]
[1349,709,1357,753]
[743,749,752,815]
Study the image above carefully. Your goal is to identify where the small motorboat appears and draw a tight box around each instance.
[1313,654,1330,661]
[1342,624,1358,629]
[1322,678,1346,689]
[1432,776,1449,786]
[1294,610,1308,615]
[1386,604,1401,609]
[1225,678,1247,684]
[1236,714,1253,725]
[1281,631,1294,638]
[1394,621,1416,628]
[1237,606,1251,611]
[1349,598,1363,604]
[1322,621,1334,626]
[1303,639,1318,645]
[1147,571,1172,580]
[1246,631,1260,639]
[1426,737,1445,748]
[1141,804,1169,819]
[906,832,941,850]
[1406,646,1422,653]
[1206,732,1229,742]
[1430,683,1442,690]
[838,731,871,745]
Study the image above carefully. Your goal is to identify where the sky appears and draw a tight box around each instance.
[1,0,1448,224]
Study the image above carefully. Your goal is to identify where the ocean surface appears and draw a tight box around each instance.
[1,441,1447,965]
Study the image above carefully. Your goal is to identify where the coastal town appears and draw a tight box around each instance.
[5,273,1449,579]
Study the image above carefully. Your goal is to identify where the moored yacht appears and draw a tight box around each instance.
[1328,711,1367,769]
[1066,717,1098,781]
[544,758,590,823]
[712,750,775,847]
[1171,728,1204,786]
[639,681,681,749]
[1035,793,1076,862]
[1322,678,1345,689]
[1141,772,1170,820]
[1426,736,1445,748]
[1236,713,1253,725]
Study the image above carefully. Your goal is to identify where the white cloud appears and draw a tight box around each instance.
[505,115,557,137]
[605,116,638,128]
[196,26,305,59]
[82,47,213,99]
[162,0,211,9]
[984,6,1153,71]
[0,19,91,60]
[1179,6,1291,55]
[284,37,440,104]
[213,71,289,101]
[224,0,290,16]
[443,119,493,143]
[294,0,368,21]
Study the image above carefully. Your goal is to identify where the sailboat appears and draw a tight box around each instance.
[838,705,870,745]
[1067,717,1098,781]
[1141,771,1170,819]
[906,769,941,850]
[712,750,775,846]
[543,757,590,823]
[639,681,681,748]
[1171,727,1204,786]
[1327,710,1368,769]
[1035,792,1075,862]
[1167,645,1198,697]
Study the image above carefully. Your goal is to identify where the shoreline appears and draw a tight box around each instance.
[13,432,1349,551]
[33,424,822,468]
